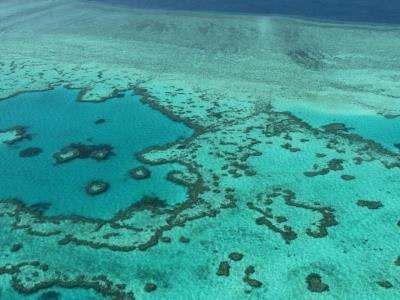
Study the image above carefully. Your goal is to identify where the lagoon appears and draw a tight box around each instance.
[0,88,192,218]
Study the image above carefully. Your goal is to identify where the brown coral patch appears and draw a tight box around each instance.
[53,143,114,164]
[85,180,109,196]
[306,273,329,293]
[248,189,337,243]
[216,261,230,277]
[129,166,151,180]
[19,147,43,158]
[356,200,383,210]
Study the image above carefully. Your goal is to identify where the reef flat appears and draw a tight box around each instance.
[0,0,399,299]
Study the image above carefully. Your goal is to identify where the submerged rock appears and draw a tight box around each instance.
[11,243,23,252]
[228,252,244,261]
[0,125,29,145]
[377,280,393,289]
[39,291,61,300]
[54,146,80,163]
[216,261,230,276]
[129,166,151,180]
[306,273,329,293]
[304,169,329,177]
[245,266,255,276]
[328,159,345,171]
[166,169,199,186]
[160,236,171,243]
[19,147,42,157]
[85,180,109,196]
[341,174,355,181]
[179,236,190,244]
[243,265,263,288]
[321,123,349,133]
[383,114,400,119]
[29,202,52,214]
[132,196,166,210]
[356,200,383,210]
[54,143,113,164]
[95,118,106,125]
[144,283,157,293]
[287,48,325,70]
[395,256,400,266]
[275,215,288,223]
[245,277,263,288]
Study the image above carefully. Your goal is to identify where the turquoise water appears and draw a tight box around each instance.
[2,2,400,299]
[0,88,192,218]
[273,101,400,151]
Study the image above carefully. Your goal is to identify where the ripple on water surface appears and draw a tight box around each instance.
[0,88,192,218]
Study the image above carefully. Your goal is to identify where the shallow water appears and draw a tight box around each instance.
[1,1,400,299]
[273,100,400,151]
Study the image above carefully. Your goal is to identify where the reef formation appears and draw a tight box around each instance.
[0,1,399,299]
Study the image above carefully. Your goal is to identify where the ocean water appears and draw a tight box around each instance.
[273,100,400,151]
[0,88,191,218]
[1,1,400,300]
[94,0,400,24]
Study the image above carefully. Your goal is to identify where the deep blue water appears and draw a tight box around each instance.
[0,88,192,218]
[93,0,400,24]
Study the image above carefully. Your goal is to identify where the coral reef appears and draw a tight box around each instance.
[0,126,30,145]
[129,166,151,180]
[19,147,43,158]
[53,143,114,164]
[0,1,399,298]
[356,200,383,209]
[306,273,329,293]
[85,180,110,196]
